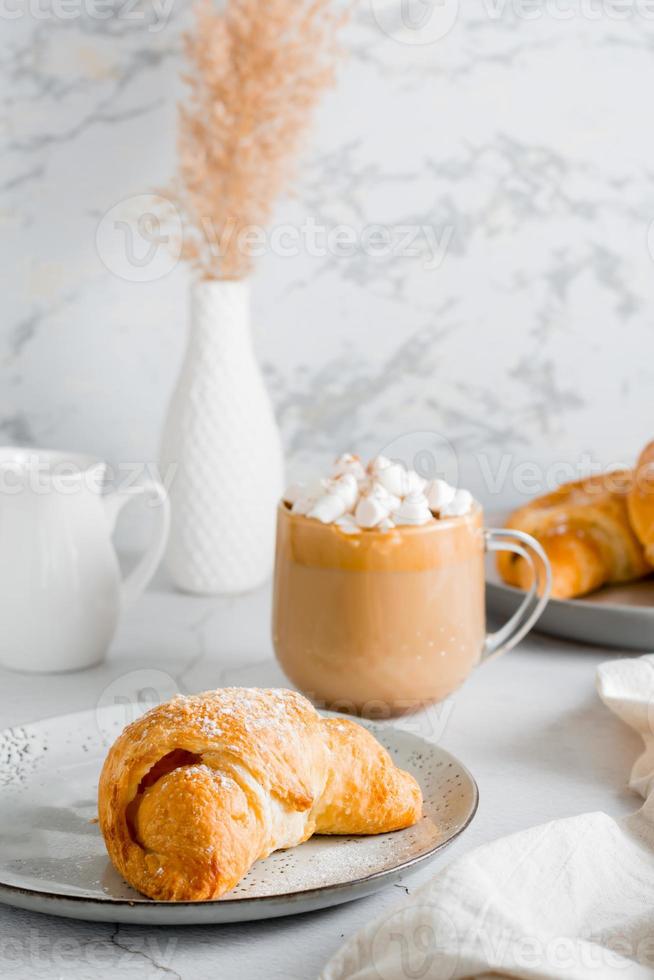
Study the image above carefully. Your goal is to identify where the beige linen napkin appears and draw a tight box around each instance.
[320,655,654,980]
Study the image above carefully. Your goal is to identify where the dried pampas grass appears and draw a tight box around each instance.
[173,0,348,281]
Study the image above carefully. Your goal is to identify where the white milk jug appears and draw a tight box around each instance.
[0,448,170,673]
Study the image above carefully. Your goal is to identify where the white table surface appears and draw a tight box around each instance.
[0,573,644,980]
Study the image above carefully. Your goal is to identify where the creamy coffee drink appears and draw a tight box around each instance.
[272,454,486,713]
[273,503,485,712]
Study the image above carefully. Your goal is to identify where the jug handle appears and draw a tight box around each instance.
[104,478,171,607]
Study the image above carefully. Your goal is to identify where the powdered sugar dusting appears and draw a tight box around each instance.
[132,688,312,746]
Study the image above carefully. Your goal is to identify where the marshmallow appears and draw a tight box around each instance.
[378,517,396,532]
[394,492,432,526]
[374,460,426,498]
[369,455,426,497]
[289,478,326,516]
[308,493,347,524]
[406,469,427,495]
[425,478,457,513]
[355,495,391,529]
[440,488,473,517]
[376,461,411,497]
[325,473,358,511]
[335,514,362,535]
[332,453,366,483]
[368,481,401,513]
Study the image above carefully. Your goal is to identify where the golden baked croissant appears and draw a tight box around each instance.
[98,688,422,902]
[497,471,651,599]
[628,441,654,565]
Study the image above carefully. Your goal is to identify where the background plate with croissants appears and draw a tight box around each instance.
[487,543,654,650]
[488,439,654,650]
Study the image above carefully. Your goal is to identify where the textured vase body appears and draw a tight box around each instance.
[161,280,284,594]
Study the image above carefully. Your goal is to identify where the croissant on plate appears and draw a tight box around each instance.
[628,441,654,566]
[497,470,652,599]
[98,687,422,902]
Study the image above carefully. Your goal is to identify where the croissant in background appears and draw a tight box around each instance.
[497,470,652,600]
[628,441,654,566]
[99,688,422,902]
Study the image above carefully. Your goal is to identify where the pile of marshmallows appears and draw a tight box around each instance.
[283,454,474,533]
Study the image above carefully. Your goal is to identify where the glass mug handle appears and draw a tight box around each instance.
[482,528,552,665]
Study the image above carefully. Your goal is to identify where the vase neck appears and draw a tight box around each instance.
[189,280,250,352]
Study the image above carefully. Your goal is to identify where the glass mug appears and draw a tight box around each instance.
[272,501,551,714]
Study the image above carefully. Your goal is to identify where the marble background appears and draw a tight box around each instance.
[3,0,654,523]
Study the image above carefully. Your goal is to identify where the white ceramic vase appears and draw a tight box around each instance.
[160,279,284,594]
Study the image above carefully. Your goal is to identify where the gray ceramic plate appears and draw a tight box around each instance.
[0,706,478,925]
[486,512,654,650]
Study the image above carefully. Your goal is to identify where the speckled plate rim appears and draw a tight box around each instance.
[0,708,479,924]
